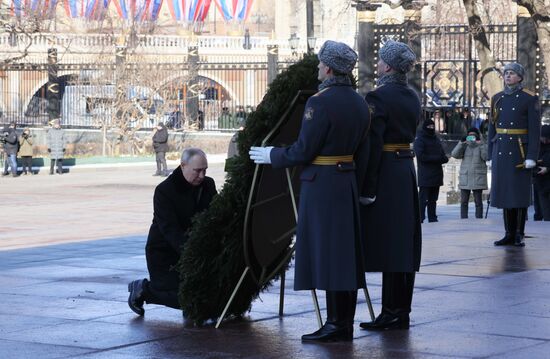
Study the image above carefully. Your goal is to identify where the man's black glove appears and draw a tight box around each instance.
[62,148,66,153]
[47,148,51,153]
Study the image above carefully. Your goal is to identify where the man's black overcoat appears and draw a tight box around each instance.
[145,166,217,290]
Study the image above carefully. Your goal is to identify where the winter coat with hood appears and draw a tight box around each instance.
[414,119,449,187]
[451,128,489,190]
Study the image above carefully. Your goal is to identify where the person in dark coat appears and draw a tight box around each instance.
[152,122,169,176]
[128,148,217,315]
[489,63,541,247]
[451,127,488,218]
[2,122,19,177]
[533,125,550,220]
[249,40,370,342]
[414,119,449,222]
[358,40,422,332]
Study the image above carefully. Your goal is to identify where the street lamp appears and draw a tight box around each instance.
[243,28,252,50]
[307,36,316,54]
[288,33,299,55]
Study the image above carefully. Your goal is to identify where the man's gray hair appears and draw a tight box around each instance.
[181,147,206,164]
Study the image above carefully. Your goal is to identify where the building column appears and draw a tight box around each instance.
[187,46,201,129]
[47,48,60,121]
[356,3,380,96]
[267,45,279,85]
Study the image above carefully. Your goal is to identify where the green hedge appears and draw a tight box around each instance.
[176,55,320,324]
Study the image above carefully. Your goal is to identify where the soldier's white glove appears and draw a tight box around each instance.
[249,146,274,164]
[359,196,376,205]
[486,160,492,168]
[524,159,536,169]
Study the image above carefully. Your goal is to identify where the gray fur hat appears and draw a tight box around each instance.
[379,40,416,73]
[503,62,525,80]
[317,40,358,74]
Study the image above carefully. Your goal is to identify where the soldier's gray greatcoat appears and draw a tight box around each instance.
[360,82,422,273]
[488,88,541,209]
[270,85,371,291]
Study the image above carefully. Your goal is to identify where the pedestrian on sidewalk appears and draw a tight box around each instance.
[152,122,168,176]
[47,120,66,175]
[414,119,449,223]
[451,127,488,218]
[533,125,550,221]
[358,40,421,332]
[2,122,19,177]
[489,63,541,247]
[19,128,34,175]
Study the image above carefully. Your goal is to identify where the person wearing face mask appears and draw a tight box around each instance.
[489,63,541,247]
[451,127,488,218]
[414,119,449,223]
[127,148,217,315]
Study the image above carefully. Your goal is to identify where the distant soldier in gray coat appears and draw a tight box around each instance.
[47,120,66,175]
[451,127,488,218]
[249,40,370,342]
[488,63,541,247]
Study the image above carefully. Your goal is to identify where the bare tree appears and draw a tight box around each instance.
[463,0,502,98]
[515,0,550,94]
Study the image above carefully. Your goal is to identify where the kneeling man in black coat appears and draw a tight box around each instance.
[128,148,217,315]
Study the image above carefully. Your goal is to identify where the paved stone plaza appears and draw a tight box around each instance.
[1,158,550,358]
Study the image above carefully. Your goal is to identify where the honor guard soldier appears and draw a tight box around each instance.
[249,40,371,342]
[359,40,422,331]
[489,62,541,247]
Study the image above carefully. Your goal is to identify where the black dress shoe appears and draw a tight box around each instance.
[360,313,409,331]
[301,323,352,342]
[494,236,513,246]
[128,279,147,316]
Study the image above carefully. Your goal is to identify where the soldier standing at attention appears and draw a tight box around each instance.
[359,40,422,331]
[249,40,371,342]
[489,63,541,247]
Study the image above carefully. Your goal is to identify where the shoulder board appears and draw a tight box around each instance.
[312,87,330,97]
[522,88,536,96]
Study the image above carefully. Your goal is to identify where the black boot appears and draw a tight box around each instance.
[514,208,526,247]
[494,209,517,246]
[346,290,357,336]
[360,273,413,331]
[460,190,469,219]
[49,159,55,175]
[302,291,352,342]
[57,159,63,174]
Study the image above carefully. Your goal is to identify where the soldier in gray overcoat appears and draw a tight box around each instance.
[488,63,541,247]
[249,40,370,342]
[359,40,422,332]
[47,120,66,175]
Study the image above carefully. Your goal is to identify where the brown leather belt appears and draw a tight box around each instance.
[496,128,528,135]
[383,143,411,152]
[312,155,353,165]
